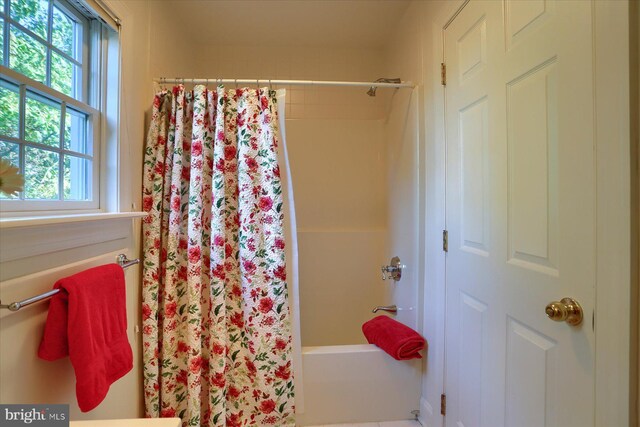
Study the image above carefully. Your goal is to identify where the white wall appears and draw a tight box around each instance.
[404,1,463,425]
[382,0,425,333]
[379,0,432,418]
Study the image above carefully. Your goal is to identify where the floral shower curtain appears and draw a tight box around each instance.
[141,85,295,427]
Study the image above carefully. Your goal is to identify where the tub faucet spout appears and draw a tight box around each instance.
[372,305,397,314]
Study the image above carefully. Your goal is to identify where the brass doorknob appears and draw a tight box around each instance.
[545,297,583,326]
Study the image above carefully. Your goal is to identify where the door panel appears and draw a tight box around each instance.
[504,318,558,427]
[457,291,486,427]
[506,58,558,274]
[460,96,489,255]
[444,1,595,426]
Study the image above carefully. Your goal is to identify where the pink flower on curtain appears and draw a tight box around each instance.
[141,86,295,427]
[258,196,273,211]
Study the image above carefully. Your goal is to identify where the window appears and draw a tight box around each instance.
[0,0,111,212]
[2,0,88,100]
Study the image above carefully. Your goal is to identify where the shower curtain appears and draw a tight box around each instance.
[141,85,295,427]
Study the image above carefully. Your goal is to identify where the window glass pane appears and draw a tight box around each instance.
[51,51,75,97]
[9,25,46,83]
[63,154,90,200]
[0,80,20,138]
[64,108,88,154]
[0,140,19,166]
[52,6,74,58]
[25,92,61,147]
[25,146,58,199]
[0,140,20,199]
[10,0,48,39]
[51,52,71,95]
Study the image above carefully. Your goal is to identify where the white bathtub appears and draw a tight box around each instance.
[295,344,422,426]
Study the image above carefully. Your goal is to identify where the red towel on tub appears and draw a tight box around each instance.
[362,315,426,360]
[38,264,133,412]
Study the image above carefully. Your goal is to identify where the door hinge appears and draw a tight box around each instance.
[441,393,447,416]
[442,230,448,252]
[441,62,447,86]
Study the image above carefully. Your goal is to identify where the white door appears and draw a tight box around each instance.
[443,1,596,426]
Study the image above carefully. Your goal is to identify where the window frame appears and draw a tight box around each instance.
[0,65,100,211]
[1,0,90,102]
[0,0,106,213]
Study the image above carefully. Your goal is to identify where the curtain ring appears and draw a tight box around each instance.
[256,79,260,93]
[269,79,273,91]
[235,79,238,89]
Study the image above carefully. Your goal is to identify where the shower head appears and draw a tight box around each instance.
[366,78,402,97]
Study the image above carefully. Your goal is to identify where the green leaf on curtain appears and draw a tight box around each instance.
[214,303,223,316]
[231,349,240,361]
[213,413,221,424]
[279,402,286,413]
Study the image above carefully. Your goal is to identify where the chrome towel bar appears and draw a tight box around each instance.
[0,254,140,312]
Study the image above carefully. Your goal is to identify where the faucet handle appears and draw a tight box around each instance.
[380,256,404,281]
[381,266,391,280]
[372,305,398,314]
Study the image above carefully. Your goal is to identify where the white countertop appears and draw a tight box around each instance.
[70,418,181,427]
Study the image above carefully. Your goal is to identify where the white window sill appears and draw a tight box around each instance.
[0,211,147,229]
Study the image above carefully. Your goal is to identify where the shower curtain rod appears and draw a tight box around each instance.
[153,78,415,89]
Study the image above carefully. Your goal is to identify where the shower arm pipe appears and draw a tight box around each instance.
[153,78,415,89]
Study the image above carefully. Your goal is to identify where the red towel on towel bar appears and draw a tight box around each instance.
[38,264,133,412]
[362,315,426,360]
